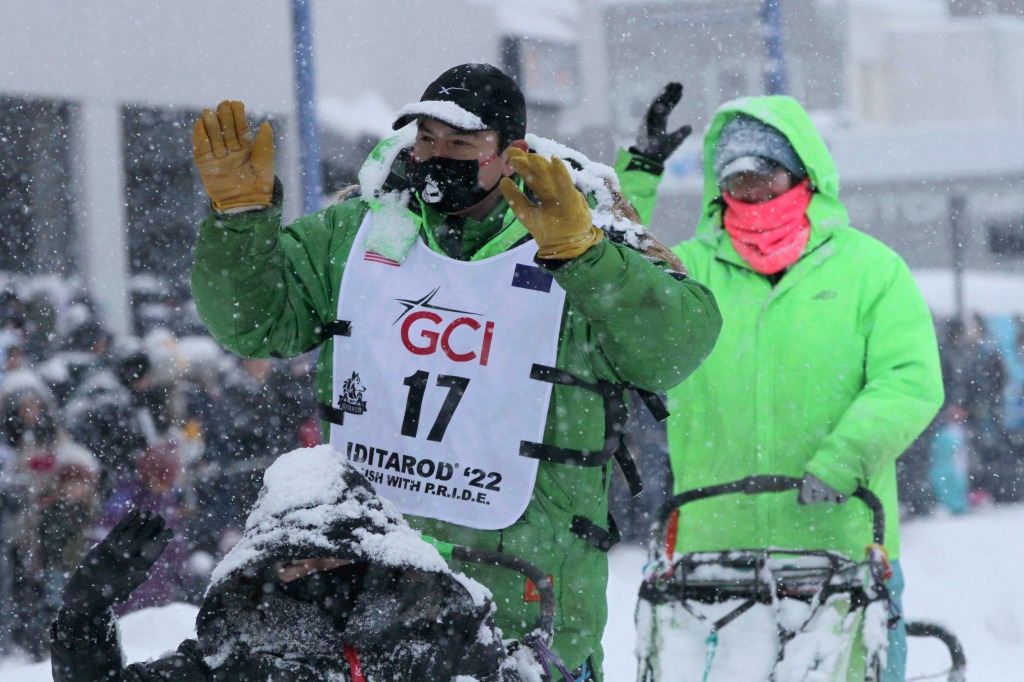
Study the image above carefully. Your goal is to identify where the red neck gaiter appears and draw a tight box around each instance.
[722,179,813,275]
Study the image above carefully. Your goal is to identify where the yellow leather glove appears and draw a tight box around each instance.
[499,148,603,260]
[192,100,275,212]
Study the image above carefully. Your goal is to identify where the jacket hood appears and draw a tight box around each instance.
[195,447,514,679]
[208,445,450,591]
[696,95,850,240]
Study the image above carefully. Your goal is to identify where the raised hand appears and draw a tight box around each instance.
[630,82,692,165]
[61,509,173,616]
[193,100,275,211]
[499,148,603,260]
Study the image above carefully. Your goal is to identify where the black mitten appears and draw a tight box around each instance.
[629,82,692,165]
[61,509,173,617]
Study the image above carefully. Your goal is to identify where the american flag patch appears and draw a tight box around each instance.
[364,251,400,267]
[511,263,553,293]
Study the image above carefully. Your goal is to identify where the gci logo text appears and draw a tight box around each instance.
[394,288,495,366]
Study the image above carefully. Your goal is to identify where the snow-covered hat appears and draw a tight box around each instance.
[714,114,806,185]
[392,63,527,142]
[208,446,449,589]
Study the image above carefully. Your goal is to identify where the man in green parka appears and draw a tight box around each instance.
[189,64,721,679]
[620,89,943,681]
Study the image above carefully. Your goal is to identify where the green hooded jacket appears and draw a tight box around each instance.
[190,146,722,675]
[619,96,943,561]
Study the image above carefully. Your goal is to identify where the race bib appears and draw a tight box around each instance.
[328,212,566,529]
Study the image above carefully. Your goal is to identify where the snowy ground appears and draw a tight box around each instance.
[2,505,1020,680]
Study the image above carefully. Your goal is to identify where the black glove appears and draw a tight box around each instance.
[61,509,173,617]
[629,82,692,165]
[797,473,847,505]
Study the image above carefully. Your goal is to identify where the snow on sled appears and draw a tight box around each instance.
[635,475,966,682]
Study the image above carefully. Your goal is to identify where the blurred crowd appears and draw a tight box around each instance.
[0,278,319,660]
[1,274,1023,662]
[898,312,1024,517]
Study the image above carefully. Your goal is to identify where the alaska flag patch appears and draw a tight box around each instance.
[512,263,553,293]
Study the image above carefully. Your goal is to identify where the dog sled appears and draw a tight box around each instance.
[635,475,966,682]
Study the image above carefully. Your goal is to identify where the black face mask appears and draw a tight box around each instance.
[273,563,368,628]
[405,155,499,213]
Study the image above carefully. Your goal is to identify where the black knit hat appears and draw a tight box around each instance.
[392,63,527,142]
[714,114,806,185]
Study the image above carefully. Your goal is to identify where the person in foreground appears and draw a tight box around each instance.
[623,88,944,681]
[51,446,531,681]
[189,64,721,678]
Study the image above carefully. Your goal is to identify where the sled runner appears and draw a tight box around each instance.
[635,475,966,682]
[905,621,966,682]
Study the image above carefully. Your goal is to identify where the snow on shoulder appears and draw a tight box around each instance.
[209,445,449,588]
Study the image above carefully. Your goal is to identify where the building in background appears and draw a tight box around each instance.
[312,0,585,187]
[600,0,846,141]
[603,0,1024,319]
[0,1,298,334]
[1,0,1023,333]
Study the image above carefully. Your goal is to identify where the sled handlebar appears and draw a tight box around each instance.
[906,621,967,682]
[653,474,885,552]
[451,546,556,644]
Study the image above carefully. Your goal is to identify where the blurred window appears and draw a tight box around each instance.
[0,97,75,274]
[502,35,579,140]
[988,218,1024,256]
[122,105,207,290]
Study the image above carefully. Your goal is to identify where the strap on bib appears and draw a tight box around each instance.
[519,364,670,553]
[322,319,352,338]
[519,364,668,498]
[570,513,621,553]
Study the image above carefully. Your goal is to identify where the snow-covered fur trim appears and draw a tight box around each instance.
[332,184,360,203]
[357,123,418,199]
[525,134,686,274]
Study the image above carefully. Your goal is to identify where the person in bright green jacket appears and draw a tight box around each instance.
[619,88,943,681]
[189,64,721,680]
